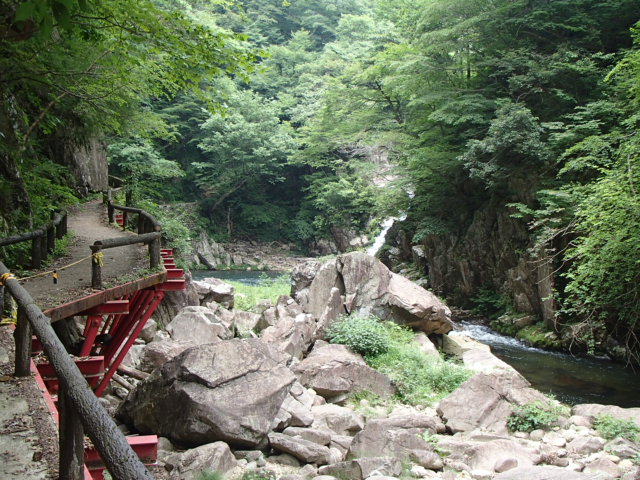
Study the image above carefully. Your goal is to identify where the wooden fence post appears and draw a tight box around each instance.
[31,232,43,269]
[122,211,128,231]
[56,212,67,239]
[137,214,145,234]
[47,218,55,253]
[149,236,161,269]
[58,384,85,480]
[40,233,47,261]
[91,243,103,289]
[14,307,31,377]
[107,203,114,224]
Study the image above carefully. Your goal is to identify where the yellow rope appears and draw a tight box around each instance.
[14,252,103,282]
[0,273,16,286]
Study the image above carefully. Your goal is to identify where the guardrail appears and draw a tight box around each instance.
[91,191,162,289]
[0,262,154,480]
[0,210,67,269]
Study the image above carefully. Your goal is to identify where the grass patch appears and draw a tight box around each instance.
[229,273,291,311]
[327,315,471,405]
[594,414,640,442]
[507,401,567,432]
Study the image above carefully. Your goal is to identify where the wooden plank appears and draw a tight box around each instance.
[82,300,130,315]
[44,271,167,322]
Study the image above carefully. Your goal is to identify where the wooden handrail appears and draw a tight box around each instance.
[0,211,67,268]
[91,193,163,289]
[0,261,154,480]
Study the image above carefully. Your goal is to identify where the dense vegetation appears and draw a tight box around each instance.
[1,1,639,362]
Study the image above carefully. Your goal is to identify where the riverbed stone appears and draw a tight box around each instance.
[192,277,235,309]
[572,404,640,427]
[165,441,237,480]
[493,465,610,479]
[311,404,365,436]
[268,432,334,465]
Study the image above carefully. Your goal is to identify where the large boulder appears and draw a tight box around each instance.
[292,252,453,335]
[192,277,234,309]
[347,414,440,460]
[165,306,233,344]
[164,441,237,480]
[268,433,335,465]
[572,404,640,427]
[437,371,548,434]
[117,339,296,448]
[294,341,394,400]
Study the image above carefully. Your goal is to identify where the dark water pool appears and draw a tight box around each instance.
[458,322,640,407]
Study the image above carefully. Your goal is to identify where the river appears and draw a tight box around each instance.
[456,321,640,408]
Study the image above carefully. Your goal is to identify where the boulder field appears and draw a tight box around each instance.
[110,252,640,480]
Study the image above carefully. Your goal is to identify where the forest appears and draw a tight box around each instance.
[1,0,639,362]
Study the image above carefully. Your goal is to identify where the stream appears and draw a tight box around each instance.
[192,269,640,409]
[456,321,640,408]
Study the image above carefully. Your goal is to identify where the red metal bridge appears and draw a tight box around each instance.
[0,198,185,479]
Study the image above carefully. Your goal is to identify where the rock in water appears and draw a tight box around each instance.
[117,338,296,448]
[292,252,453,335]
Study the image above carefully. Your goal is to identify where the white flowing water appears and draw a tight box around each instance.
[367,214,407,256]
[455,320,640,407]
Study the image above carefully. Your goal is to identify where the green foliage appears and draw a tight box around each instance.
[229,274,291,312]
[195,470,224,480]
[326,317,471,404]
[325,314,391,357]
[507,402,564,433]
[471,287,508,319]
[594,414,640,442]
[515,323,563,350]
[135,200,196,264]
[240,469,276,480]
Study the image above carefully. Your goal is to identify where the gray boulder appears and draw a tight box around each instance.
[318,457,402,480]
[493,465,611,479]
[138,340,194,372]
[437,371,548,434]
[311,404,365,436]
[268,432,334,465]
[294,341,394,400]
[193,277,234,309]
[118,339,296,448]
[572,404,640,427]
[292,252,453,335]
[165,306,233,344]
[348,414,440,460]
[165,441,237,480]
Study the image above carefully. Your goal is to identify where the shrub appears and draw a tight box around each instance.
[325,314,390,357]
[594,414,640,442]
[507,402,562,432]
[326,315,471,405]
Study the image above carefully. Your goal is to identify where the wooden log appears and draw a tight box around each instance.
[58,384,84,480]
[14,307,31,376]
[122,211,128,231]
[112,373,134,391]
[117,364,150,380]
[0,261,154,479]
[99,232,160,249]
[40,234,47,262]
[0,229,41,247]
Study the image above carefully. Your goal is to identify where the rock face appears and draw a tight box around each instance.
[294,341,394,400]
[292,252,453,335]
[437,371,548,434]
[117,339,296,447]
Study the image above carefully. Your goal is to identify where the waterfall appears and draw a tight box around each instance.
[367,215,406,256]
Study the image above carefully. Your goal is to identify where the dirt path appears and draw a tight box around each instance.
[19,199,145,310]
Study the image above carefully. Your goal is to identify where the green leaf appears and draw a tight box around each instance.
[14,1,36,22]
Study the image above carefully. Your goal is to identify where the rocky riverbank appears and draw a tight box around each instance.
[107,253,640,480]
